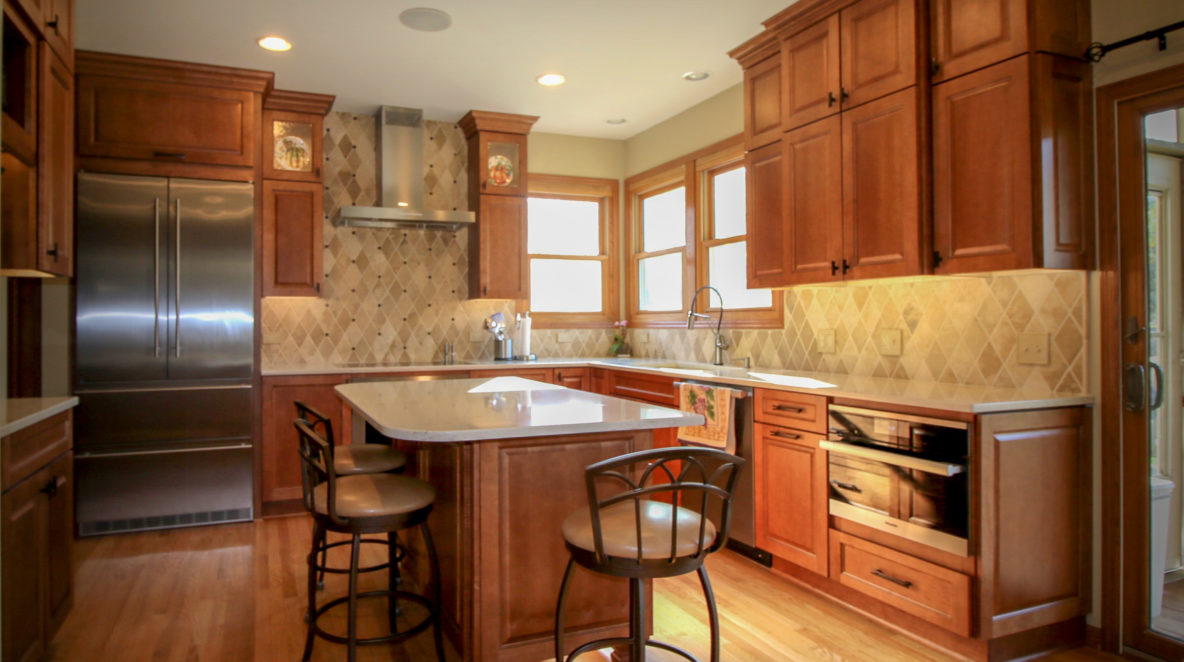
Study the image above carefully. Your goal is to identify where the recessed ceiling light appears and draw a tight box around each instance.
[536,73,566,87]
[399,7,452,32]
[682,71,710,82]
[257,36,292,52]
[606,118,627,125]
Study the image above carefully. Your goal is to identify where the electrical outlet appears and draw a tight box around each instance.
[876,328,903,357]
[817,329,836,354]
[1017,332,1050,365]
[558,332,574,343]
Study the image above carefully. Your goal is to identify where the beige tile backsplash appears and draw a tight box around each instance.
[262,112,1087,395]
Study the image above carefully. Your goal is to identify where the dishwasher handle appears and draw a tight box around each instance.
[820,439,965,477]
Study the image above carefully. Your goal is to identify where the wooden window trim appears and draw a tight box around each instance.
[626,134,783,329]
[525,173,619,329]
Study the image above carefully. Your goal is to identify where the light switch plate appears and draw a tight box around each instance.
[876,328,903,357]
[817,329,836,354]
[1017,332,1050,365]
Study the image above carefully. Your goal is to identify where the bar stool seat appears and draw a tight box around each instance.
[312,473,435,519]
[334,444,407,476]
[562,500,717,560]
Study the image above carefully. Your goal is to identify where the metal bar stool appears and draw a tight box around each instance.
[294,418,445,662]
[554,446,744,662]
[295,401,408,588]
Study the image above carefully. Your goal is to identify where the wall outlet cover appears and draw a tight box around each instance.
[876,328,903,357]
[817,329,836,354]
[1017,332,1050,365]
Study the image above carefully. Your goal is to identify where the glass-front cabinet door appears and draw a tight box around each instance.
[263,110,322,181]
[478,131,527,197]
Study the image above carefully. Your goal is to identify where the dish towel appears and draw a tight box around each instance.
[677,383,745,454]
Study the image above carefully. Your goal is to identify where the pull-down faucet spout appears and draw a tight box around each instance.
[686,285,729,366]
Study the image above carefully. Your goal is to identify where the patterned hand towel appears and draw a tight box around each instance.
[677,383,744,454]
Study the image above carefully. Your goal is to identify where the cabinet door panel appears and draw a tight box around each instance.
[784,116,843,285]
[932,57,1032,274]
[263,180,323,297]
[842,87,922,280]
[745,141,787,289]
[2,466,48,662]
[754,423,828,575]
[473,195,528,299]
[1033,54,1092,270]
[840,0,917,108]
[553,367,590,391]
[44,452,72,638]
[930,0,1026,83]
[744,55,782,150]
[263,110,323,182]
[781,15,840,131]
[262,377,345,504]
[37,42,72,277]
[40,0,70,69]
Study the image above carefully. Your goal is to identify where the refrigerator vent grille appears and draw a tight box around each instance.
[78,508,253,537]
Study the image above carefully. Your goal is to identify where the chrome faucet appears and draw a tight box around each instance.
[687,285,729,366]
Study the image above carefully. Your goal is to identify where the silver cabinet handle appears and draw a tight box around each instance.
[153,197,161,358]
[1150,361,1166,411]
[1124,362,1146,412]
[820,439,965,476]
[175,198,181,358]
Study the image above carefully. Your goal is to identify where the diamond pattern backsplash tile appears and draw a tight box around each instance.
[262,113,1086,395]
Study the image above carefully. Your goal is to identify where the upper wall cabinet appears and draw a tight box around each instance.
[740,44,782,150]
[76,51,273,175]
[8,0,70,67]
[929,0,1090,83]
[780,0,918,132]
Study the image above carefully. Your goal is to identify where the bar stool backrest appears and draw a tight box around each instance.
[294,418,348,527]
[584,446,745,565]
[295,401,335,444]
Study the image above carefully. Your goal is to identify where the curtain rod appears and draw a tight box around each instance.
[1087,20,1184,63]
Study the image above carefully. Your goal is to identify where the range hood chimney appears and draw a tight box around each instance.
[336,106,476,230]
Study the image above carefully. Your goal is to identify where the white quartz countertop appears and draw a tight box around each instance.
[1,396,79,437]
[335,376,704,442]
[270,356,1092,414]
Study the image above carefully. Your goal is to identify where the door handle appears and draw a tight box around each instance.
[154,197,161,358]
[1124,362,1147,412]
[1150,361,1166,411]
[175,198,182,358]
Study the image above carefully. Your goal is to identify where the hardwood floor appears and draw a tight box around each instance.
[47,516,1122,661]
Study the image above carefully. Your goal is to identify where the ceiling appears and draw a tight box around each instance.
[75,0,792,140]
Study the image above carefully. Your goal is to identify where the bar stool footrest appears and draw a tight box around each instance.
[309,589,436,647]
[566,636,699,662]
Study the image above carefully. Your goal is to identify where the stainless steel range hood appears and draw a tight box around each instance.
[336,106,475,231]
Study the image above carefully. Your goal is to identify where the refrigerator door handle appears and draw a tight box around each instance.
[153,197,161,358]
[175,197,182,358]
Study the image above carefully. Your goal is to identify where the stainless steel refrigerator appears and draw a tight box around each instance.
[74,172,255,535]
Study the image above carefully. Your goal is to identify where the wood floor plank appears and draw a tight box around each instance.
[45,517,1122,661]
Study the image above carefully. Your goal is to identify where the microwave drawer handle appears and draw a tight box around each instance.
[770,430,802,440]
[820,440,965,477]
[830,480,861,493]
[871,568,913,589]
[772,404,805,413]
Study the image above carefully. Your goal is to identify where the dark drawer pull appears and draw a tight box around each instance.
[830,480,860,493]
[772,404,805,413]
[871,568,912,589]
[770,430,801,440]
[154,151,188,160]
[40,476,61,498]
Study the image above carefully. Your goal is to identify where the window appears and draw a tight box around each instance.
[626,136,780,327]
[526,174,619,327]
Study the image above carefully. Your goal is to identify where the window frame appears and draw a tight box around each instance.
[626,135,782,328]
[525,173,619,328]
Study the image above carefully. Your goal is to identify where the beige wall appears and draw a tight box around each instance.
[1091,0,1184,87]
[528,133,625,180]
[623,84,743,176]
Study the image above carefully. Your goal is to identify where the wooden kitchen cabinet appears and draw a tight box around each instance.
[262,180,323,296]
[8,0,69,68]
[773,117,842,285]
[929,0,1090,84]
[754,421,829,575]
[261,375,345,508]
[741,52,781,150]
[2,410,73,662]
[36,40,72,277]
[932,54,1092,274]
[76,51,272,172]
[780,0,917,132]
[460,111,538,301]
[745,140,789,288]
[262,102,329,182]
[2,4,38,163]
[553,367,590,391]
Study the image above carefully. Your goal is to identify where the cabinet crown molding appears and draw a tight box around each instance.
[76,50,274,95]
[762,0,860,36]
[458,110,539,138]
[264,89,335,115]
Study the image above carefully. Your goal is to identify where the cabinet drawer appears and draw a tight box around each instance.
[2,410,71,491]
[754,388,827,431]
[608,371,677,406]
[829,530,971,636]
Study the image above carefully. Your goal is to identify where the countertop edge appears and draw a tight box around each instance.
[2,396,80,438]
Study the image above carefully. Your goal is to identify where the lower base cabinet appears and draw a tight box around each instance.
[2,412,74,662]
[754,422,829,575]
[261,375,346,506]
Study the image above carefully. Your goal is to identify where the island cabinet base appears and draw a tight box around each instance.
[396,429,654,662]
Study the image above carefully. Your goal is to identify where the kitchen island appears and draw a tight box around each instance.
[335,376,703,662]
